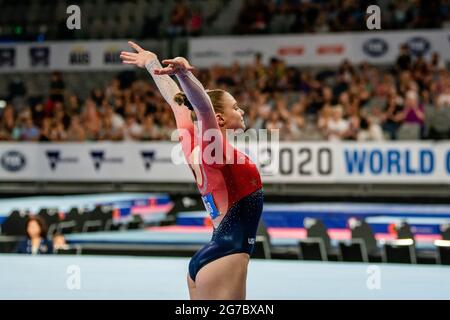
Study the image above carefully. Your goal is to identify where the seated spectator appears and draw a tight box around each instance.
[436,85,450,109]
[396,44,412,73]
[66,94,81,117]
[382,92,405,140]
[325,105,349,141]
[66,115,86,142]
[11,109,40,141]
[289,101,306,138]
[427,89,450,140]
[398,90,425,135]
[81,99,101,140]
[317,103,333,137]
[123,113,143,141]
[48,119,67,142]
[168,0,190,36]
[141,114,161,141]
[39,117,52,141]
[98,114,124,141]
[14,216,53,255]
[102,103,125,131]
[357,112,385,141]
[344,100,361,140]
[188,7,203,36]
[49,72,65,103]
[52,233,69,252]
[0,105,16,141]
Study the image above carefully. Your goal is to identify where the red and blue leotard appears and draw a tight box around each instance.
[146,59,264,281]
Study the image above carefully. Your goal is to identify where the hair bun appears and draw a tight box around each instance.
[174,92,194,111]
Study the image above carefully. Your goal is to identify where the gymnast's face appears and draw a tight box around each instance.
[217,92,245,131]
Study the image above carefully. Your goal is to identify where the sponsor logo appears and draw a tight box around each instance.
[0,48,16,67]
[1,151,26,172]
[140,150,171,171]
[277,46,305,56]
[233,49,259,57]
[103,46,122,65]
[407,37,431,56]
[141,151,156,170]
[90,151,123,170]
[248,238,256,245]
[69,46,90,65]
[363,38,388,57]
[29,47,50,67]
[193,50,222,58]
[316,44,344,55]
[46,151,78,170]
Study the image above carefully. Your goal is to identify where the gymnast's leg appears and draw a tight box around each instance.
[194,252,250,300]
[187,273,197,300]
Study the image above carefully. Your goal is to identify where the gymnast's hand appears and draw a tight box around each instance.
[154,57,195,75]
[120,41,157,68]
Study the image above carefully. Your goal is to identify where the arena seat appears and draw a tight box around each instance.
[349,218,382,261]
[396,221,415,241]
[339,239,369,263]
[440,223,450,240]
[435,240,450,265]
[64,207,87,233]
[126,214,144,230]
[298,238,328,261]
[384,239,417,264]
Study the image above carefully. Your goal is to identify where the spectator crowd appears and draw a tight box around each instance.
[234,0,450,35]
[1,44,450,142]
[2,0,450,41]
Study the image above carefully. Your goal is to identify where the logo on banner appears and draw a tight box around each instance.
[363,38,388,57]
[278,46,305,56]
[141,151,156,170]
[29,47,50,67]
[1,151,26,172]
[407,37,430,56]
[0,48,16,67]
[140,150,171,171]
[316,44,344,55]
[46,151,78,170]
[233,49,258,58]
[193,50,222,58]
[90,150,123,170]
[69,46,90,65]
[104,46,122,65]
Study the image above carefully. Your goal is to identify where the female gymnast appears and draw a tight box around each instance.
[120,42,263,300]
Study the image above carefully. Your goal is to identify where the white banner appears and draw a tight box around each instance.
[0,142,192,182]
[0,40,166,73]
[0,142,449,184]
[259,141,450,184]
[189,30,450,67]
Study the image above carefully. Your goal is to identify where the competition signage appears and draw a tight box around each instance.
[189,30,450,67]
[0,142,449,184]
[0,40,166,73]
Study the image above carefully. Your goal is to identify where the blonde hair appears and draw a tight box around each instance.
[174,89,228,122]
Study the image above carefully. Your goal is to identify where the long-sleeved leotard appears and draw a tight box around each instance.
[146,59,263,281]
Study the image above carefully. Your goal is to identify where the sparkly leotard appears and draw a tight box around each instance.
[146,59,264,281]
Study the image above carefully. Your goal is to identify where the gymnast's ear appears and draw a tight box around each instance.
[216,113,225,127]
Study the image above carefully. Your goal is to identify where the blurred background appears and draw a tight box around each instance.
[0,0,450,295]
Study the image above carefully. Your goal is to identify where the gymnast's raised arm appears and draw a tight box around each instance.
[154,57,220,134]
[120,41,193,131]
[153,56,225,163]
